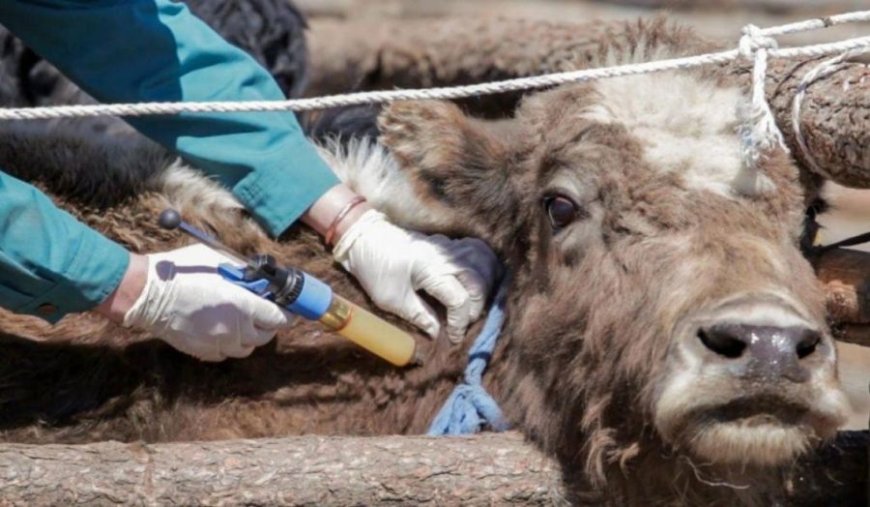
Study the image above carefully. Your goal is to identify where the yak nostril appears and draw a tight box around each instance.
[695,321,822,383]
[697,327,746,359]
[795,330,821,359]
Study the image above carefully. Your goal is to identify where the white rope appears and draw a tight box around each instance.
[791,47,870,179]
[755,10,870,36]
[737,23,787,167]
[0,10,866,122]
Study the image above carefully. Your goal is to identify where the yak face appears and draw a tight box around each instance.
[372,70,849,477]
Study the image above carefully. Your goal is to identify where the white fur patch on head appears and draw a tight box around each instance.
[580,72,775,197]
[314,137,454,232]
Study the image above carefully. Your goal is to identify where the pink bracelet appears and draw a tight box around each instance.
[324,196,367,246]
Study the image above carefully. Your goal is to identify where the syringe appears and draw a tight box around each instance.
[158,209,421,367]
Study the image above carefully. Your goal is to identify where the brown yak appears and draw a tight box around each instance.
[0,20,852,506]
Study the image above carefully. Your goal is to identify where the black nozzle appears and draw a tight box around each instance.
[248,254,305,306]
[158,209,182,230]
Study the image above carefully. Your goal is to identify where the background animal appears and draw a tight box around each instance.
[0,2,863,505]
[0,0,308,107]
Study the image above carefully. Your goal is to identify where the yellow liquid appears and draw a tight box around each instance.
[320,295,417,367]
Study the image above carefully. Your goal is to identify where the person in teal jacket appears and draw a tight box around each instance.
[0,0,498,361]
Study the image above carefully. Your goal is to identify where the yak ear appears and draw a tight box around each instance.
[377,100,523,247]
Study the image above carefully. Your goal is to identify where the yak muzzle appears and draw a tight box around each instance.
[696,323,823,383]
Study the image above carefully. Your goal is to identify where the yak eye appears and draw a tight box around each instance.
[544,195,579,230]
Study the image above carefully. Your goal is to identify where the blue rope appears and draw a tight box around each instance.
[427,278,510,435]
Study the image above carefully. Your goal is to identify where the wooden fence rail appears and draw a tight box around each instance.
[0,431,866,506]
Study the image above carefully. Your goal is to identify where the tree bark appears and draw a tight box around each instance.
[0,433,562,506]
[306,18,870,188]
[0,431,865,506]
[765,53,870,188]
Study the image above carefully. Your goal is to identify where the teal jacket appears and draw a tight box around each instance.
[0,0,339,322]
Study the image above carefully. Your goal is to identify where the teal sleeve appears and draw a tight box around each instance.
[0,171,129,323]
[0,0,339,236]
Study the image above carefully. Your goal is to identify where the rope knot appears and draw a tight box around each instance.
[736,23,788,177]
[739,24,778,58]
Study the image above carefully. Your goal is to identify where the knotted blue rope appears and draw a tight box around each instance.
[427,278,510,435]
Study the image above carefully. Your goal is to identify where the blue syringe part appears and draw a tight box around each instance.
[287,271,332,320]
[218,263,333,321]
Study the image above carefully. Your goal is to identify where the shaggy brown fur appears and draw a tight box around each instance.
[0,19,850,506]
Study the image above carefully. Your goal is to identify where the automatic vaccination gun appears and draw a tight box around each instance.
[158,209,420,367]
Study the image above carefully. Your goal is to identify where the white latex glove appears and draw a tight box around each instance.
[333,210,499,342]
[123,244,292,361]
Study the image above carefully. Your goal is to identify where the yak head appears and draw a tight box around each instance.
[325,62,850,492]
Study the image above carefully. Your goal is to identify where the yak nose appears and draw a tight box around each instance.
[697,323,822,383]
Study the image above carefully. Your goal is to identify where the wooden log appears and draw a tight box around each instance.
[765,53,870,188]
[593,0,855,10]
[815,247,870,324]
[297,0,865,20]
[0,433,561,506]
[306,18,870,188]
[814,248,870,346]
[305,18,621,105]
[0,431,864,506]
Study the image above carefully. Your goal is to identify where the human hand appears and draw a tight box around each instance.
[103,244,292,361]
[333,209,499,342]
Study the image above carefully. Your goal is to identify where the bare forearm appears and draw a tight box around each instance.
[95,253,148,323]
[301,183,373,245]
